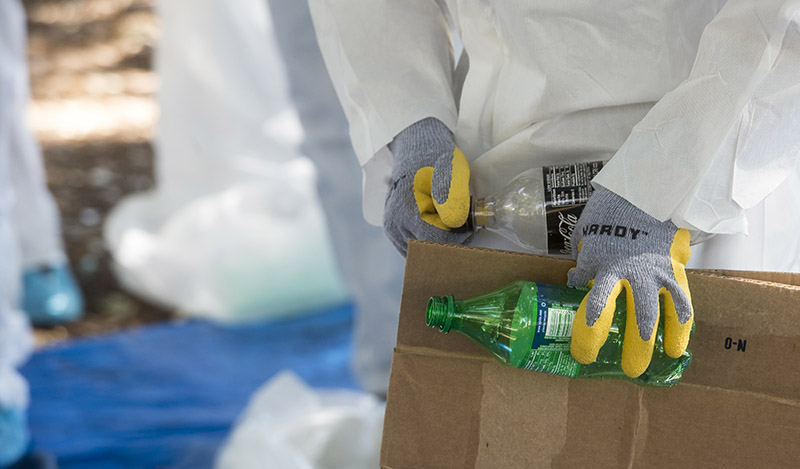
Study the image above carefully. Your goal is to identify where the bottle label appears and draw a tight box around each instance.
[521,294,582,377]
[542,161,605,256]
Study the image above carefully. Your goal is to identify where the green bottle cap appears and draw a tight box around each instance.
[426,295,455,333]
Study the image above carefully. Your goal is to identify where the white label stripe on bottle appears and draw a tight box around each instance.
[544,307,574,338]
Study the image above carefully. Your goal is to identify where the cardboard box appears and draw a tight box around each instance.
[380,241,800,468]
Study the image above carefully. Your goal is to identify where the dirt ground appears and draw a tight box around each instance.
[21,0,175,344]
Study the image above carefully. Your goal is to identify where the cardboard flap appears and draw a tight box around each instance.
[679,272,800,400]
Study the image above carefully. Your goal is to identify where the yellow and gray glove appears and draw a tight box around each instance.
[568,186,693,378]
[384,118,471,256]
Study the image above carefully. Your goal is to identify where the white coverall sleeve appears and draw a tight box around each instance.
[308,0,457,164]
[594,0,800,234]
[308,0,458,225]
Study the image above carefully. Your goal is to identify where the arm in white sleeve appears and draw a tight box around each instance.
[594,0,800,234]
[307,0,458,167]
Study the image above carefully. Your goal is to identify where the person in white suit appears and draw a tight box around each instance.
[308,1,800,379]
[1,0,84,465]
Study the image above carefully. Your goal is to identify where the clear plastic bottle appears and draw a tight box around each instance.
[467,160,714,256]
[426,280,692,387]
[469,161,604,257]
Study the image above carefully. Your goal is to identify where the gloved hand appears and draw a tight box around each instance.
[384,117,471,256]
[567,186,693,378]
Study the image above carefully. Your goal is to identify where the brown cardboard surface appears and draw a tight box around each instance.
[381,241,800,468]
[695,269,800,287]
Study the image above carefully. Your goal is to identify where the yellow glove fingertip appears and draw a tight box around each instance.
[615,279,656,378]
[570,329,600,365]
[662,288,693,359]
[621,314,657,378]
[621,342,655,378]
[570,293,614,365]
[666,234,694,358]
[433,147,471,228]
[451,147,470,189]
[664,320,692,359]
[671,228,692,264]
[413,166,434,200]
[414,166,450,230]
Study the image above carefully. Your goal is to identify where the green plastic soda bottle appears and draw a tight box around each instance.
[426,280,692,387]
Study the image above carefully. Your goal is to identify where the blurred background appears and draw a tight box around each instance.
[23,0,168,343]
[9,0,393,467]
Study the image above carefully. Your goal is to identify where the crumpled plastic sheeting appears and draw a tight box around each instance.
[104,158,350,323]
[215,371,384,469]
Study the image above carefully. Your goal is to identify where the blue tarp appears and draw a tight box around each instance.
[20,304,359,469]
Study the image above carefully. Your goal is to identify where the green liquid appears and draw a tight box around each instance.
[427,281,691,387]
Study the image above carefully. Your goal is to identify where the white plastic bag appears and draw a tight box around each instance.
[104,158,349,322]
[103,0,350,321]
[215,371,385,469]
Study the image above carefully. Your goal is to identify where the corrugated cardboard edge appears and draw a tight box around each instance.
[397,240,800,286]
[694,269,800,287]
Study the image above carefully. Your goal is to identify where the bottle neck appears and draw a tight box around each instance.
[426,296,455,332]
[469,197,494,230]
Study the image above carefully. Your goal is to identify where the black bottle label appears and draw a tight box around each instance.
[542,161,605,256]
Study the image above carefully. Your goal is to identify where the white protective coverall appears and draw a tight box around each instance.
[308,0,800,273]
[1,0,58,422]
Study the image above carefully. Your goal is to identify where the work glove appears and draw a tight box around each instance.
[384,118,471,256]
[567,186,693,378]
